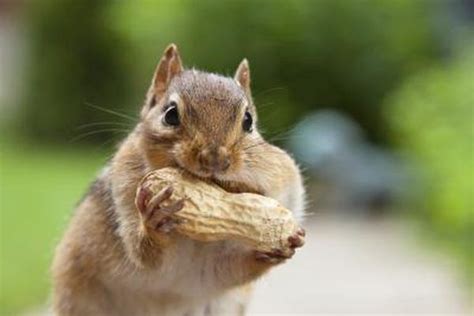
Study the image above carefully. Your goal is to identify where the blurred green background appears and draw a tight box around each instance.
[0,0,472,314]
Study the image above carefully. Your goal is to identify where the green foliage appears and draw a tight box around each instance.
[0,140,106,314]
[19,0,135,143]
[385,47,474,278]
[19,0,444,144]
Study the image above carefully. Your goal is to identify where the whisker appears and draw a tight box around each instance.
[242,140,268,151]
[255,101,275,109]
[84,102,137,122]
[267,134,293,143]
[96,134,124,149]
[254,86,286,98]
[245,147,288,156]
[70,128,129,143]
[75,121,133,130]
[256,108,285,126]
[245,152,287,158]
[243,129,295,151]
[263,123,301,143]
[299,211,318,220]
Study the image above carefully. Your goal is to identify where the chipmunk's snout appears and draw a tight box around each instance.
[198,146,230,174]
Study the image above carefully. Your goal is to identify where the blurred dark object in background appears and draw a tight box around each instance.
[289,110,409,215]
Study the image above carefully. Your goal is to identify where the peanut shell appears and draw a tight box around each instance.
[136,168,302,256]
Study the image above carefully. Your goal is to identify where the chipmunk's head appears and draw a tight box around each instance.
[140,44,263,183]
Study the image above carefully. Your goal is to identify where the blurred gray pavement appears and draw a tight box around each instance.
[248,214,472,315]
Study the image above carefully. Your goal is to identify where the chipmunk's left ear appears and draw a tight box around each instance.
[234,58,251,96]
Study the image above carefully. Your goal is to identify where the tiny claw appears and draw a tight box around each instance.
[275,248,295,258]
[161,198,186,215]
[136,186,152,215]
[297,227,306,237]
[288,234,305,248]
[255,252,272,261]
[148,198,186,229]
[255,252,282,264]
[255,248,295,264]
[156,217,182,233]
[145,186,174,216]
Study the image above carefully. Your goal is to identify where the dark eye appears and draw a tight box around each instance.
[242,111,253,132]
[163,102,180,126]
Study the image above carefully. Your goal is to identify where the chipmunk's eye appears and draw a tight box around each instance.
[242,111,253,132]
[163,102,180,126]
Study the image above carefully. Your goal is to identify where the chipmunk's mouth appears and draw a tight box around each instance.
[211,177,263,195]
[211,170,264,195]
[173,160,262,195]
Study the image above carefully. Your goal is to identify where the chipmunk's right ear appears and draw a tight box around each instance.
[143,44,183,116]
[234,58,251,97]
[153,44,183,95]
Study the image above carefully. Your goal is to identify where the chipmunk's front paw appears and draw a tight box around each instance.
[254,228,305,264]
[135,185,185,233]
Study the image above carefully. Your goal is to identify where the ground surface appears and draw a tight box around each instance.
[248,214,472,315]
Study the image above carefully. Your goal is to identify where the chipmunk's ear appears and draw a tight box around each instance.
[152,43,183,97]
[234,58,251,96]
[143,44,183,116]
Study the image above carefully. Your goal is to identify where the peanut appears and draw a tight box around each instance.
[136,168,302,256]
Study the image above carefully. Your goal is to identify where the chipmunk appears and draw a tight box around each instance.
[52,44,306,316]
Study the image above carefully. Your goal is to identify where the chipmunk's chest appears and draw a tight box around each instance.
[105,239,228,315]
[118,238,228,297]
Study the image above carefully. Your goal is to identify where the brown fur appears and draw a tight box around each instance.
[52,44,305,316]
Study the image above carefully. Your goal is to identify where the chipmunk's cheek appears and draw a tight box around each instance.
[172,144,188,167]
[228,153,243,173]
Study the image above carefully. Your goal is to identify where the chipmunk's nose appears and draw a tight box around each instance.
[198,146,230,173]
